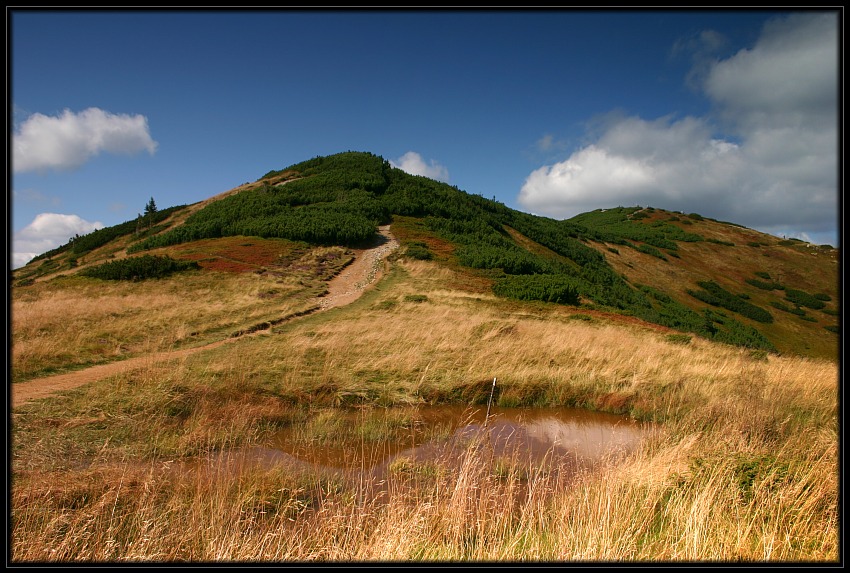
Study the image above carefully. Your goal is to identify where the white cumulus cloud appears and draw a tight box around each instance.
[390,151,450,182]
[518,12,838,246]
[12,213,104,269]
[13,107,158,173]
[520,115,744,218]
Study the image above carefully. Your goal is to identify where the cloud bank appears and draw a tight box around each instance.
[518,12,838,246]
[13,107,158,173]
[390,151,450,182]
[12,213,104,269]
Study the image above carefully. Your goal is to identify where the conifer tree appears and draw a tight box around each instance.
[144,197,157,229]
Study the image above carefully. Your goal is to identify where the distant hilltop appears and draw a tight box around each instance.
[13,151,839,360]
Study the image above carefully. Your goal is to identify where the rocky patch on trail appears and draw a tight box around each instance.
[318,226,399,310]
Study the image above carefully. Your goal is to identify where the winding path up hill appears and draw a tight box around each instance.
[11,226,399,409]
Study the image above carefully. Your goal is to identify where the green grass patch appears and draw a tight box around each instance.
[665,334,692,345]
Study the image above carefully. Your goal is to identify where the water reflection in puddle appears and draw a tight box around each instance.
[203,405,652,493]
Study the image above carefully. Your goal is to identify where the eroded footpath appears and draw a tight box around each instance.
[11,226,399,408]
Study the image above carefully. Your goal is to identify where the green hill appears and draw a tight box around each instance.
[13,150,839,360]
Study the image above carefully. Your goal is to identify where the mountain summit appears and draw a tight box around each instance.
[14,151,839,360]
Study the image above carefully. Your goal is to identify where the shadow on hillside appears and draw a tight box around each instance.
[348,228,392,250]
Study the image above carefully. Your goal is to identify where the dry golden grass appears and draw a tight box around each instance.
[11,268,317,382]
[10,257,838,563]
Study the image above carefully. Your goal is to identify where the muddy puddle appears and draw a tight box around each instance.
[198,405,653,501]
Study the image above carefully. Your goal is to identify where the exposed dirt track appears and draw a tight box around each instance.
[11,226,399,409]
[319,225,399,310]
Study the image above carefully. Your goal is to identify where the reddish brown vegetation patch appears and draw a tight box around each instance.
[596,392,632,412]
[171,237,303,273]
[391,216,456,260]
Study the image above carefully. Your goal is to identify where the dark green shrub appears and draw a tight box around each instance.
[784,289,826,310]
[492,275,580,305]
[405,242,433,260]
[746,278,783,291]
[707,238,735,246]
[688,288,722,307]
[637,284,672,303]
[770,301,807,316]
[635,244,667,260]
[404,294,428,303]
[688,281,773,323]
[80,255,199,281]
[706,311,777,352]
[456,243,553,275]
[373,299,398,310]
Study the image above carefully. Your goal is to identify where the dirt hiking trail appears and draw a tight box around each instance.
[11,226,399,409]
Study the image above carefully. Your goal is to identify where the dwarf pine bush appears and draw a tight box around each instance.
[784,289,826,310]
[80,255,199,281]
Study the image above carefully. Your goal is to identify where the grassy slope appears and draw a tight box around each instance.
[10,236,353,382]
[568,208,839,360]
[9,152,840,562]
[11,153,839,364]
[10,252,839,562]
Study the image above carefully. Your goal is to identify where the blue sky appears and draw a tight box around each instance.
[9,8,841,269]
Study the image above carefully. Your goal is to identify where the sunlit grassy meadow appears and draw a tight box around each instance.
[11,240,352,382]
[10,255,839,562]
